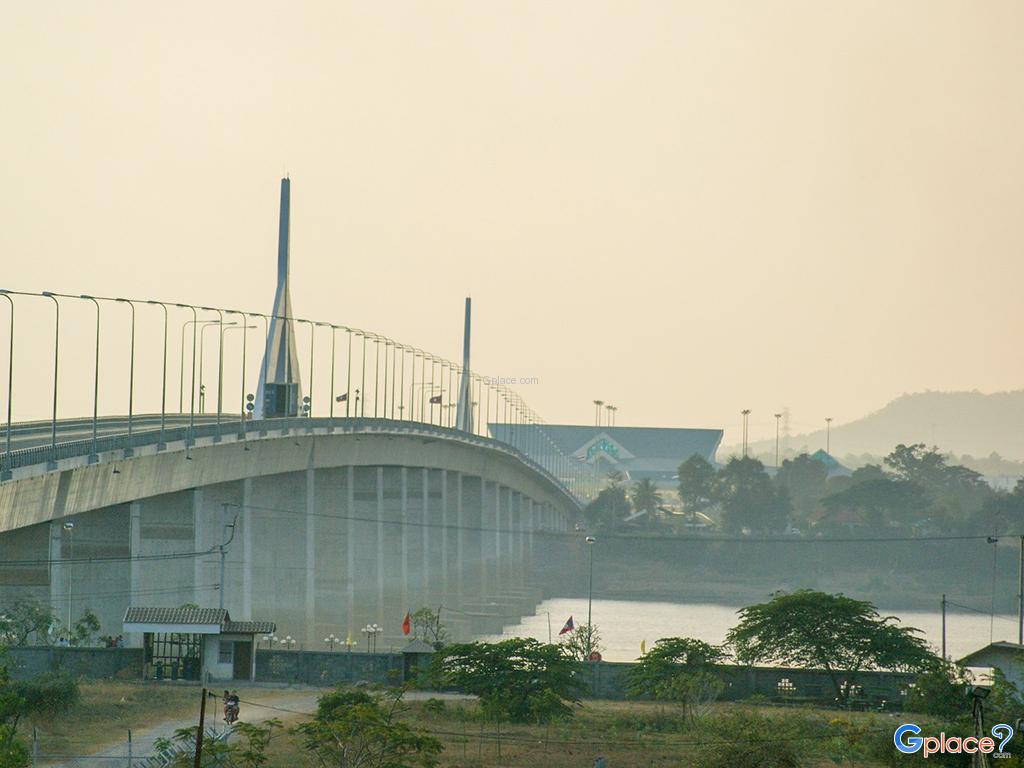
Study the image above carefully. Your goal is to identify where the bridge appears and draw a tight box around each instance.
[0,286,597,651]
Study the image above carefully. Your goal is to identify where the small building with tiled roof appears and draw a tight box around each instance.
[123,606,276,683]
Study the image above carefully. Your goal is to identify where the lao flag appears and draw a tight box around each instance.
[559,616,574,635]
[336,393,348,402]
[429,394,443,404]
[402,612,411,636]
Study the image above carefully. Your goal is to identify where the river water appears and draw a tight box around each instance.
[482,598,1017,662]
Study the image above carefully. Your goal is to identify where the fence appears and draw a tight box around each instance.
[255,648,405,687]
[7,646,142,681]
[22,723,232,768]
[585,660,916,708]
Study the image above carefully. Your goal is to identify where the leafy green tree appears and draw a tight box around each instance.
[819,469,925,529]
[630,479,662,527]
[904,660,970,718]
[584,486,630,529]
[409,608,448,649]
[294,688,441,768]
[558,622,602,662]
[676,455,716,516]
[159,718,281,767]
[435,639,584,723]
[0,599,56,646]
[774,454,828,522]
[71,608,100,647]
[713,457,790,534]
[627,637,725,721]
[727,590,935,706]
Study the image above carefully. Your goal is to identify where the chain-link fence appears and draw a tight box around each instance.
[27,724,231,768]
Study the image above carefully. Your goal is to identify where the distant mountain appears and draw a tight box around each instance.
[739,390,1024,462]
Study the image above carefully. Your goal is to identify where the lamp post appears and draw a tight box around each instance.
[225,312,254,436]
[281,635,296,650]
[319,323,336,418]
[345,329,353,418]
[362,623,382,653]
[585,535,596,658]
[40,292,60,466]
[78,295,101,463]
[145,301,170,447]
[179,319,217,413]
[115,299,136,441]
[198,308,228,439]
[63,520,75,630]
[300,319,315,418]
[593,400,603,427]
[0,291,12,479]
[324,633,339,651]
[740,409,751,457]
[825,417,833,455]
[174,304,199,447]
[360,333,367,417]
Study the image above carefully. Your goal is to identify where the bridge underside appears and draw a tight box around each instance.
[0,425,577,648]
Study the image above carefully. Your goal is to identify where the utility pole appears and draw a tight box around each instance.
[825,417,833,455]
[941,594,947,660]
[1018,536,1023,645]
[193,687,207,768]
[218,504,238,611]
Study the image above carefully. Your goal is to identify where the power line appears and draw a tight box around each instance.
[232,500,1018,545]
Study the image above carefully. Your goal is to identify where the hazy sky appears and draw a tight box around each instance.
[2,1,1022,446]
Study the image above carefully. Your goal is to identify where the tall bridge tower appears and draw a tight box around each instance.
[255,178,303,418]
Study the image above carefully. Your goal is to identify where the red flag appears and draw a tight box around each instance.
[402,612,411,636]
[558,616,574,635]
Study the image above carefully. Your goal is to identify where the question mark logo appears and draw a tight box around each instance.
[991,723,1014,753]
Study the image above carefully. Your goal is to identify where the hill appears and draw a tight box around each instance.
[738,390,1024,462]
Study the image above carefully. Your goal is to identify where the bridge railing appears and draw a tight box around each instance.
[0,289,601,503]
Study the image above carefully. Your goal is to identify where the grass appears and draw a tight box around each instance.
[259,696,901,767]
[26,680,200,759]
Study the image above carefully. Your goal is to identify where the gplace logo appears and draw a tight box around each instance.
[894,723,1014,758]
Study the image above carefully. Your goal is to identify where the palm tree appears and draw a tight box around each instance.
[631,478,662,527]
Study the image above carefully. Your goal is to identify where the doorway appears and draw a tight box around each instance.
[232,640,253,680]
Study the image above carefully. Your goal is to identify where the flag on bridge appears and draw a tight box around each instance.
[559,616,574,635]
[402,612,411,636]
[336,393,348,402]
[429,394,443,404]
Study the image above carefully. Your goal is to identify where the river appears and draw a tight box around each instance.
[482,598,1016,662]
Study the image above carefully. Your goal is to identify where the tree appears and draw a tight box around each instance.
[775,454,828,522]
[0,599,56,646]
[294,688,441,768]
[713,457,790,534]
[435,639,584,723]
[627,637,725,721]
[819,471,925,530]
[630,479,662,527]
[726,590,935,706]
[71,608,100,647]
[677,455,715,516]
[409,608,448,649]
[159,718,282,767]
[559,622,602,662]
[584,486,630,530]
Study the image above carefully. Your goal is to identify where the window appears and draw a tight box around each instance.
[219,640,234,664]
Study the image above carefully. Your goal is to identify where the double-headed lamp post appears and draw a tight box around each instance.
[585,535,596,658]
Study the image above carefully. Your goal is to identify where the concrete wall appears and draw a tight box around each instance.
[5,646,143,680]
[0,430,576,650]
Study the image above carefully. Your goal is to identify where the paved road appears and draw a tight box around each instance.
[3,414,223,453]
